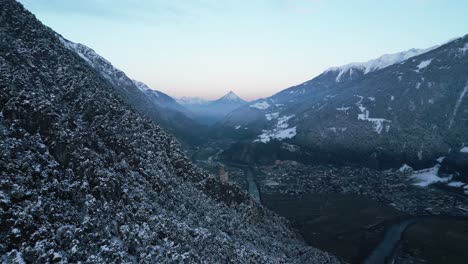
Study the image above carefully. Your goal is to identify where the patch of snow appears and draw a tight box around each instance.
[336,107,351,111]
[448,181,465,188]
[265,112,279,121]
[263,180,280,186]
[281,143,299,152]
[12,251,26,264]
[0,191,10,204]
[460,42,468,54]
[436,157,445,163]
[368,97,375,101]
[355,95,391,134]
[276,115,295,128]
[399,164,413,173]
[390,95,395,101]
[33,164,41,172]
[256,127,297,143]
[255,115,296,143]
[460,147,468,153]
[235,125,241,130]
[417,150,423,161]
[416,59,433,71]
[448,82,468,129]
[415,82,421,89]
[411,165,450,187]
[53,252,62,261]
[325,46,438,82]
[250,101,270,110]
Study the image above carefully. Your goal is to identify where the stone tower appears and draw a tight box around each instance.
[218,164,229,183]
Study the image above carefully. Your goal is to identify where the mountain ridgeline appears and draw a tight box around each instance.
[58,35,207,146]
[0,0,341,262]
[178,91,247,125]
[220,39,468,170]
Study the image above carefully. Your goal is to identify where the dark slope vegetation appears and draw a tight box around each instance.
[0,1,340,262]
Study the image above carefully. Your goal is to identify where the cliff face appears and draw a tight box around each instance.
[0,0,339,263]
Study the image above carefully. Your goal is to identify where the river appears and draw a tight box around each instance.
[222,161,468,263]
[245,167,261,203]
[363,218,417,264]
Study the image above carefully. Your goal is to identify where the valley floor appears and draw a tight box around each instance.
[192,147,468,263]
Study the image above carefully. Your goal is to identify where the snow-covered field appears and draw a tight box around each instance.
[255,115,296,143]
[355,95,391,134]
[411,165,450,187]
[250,101,270,110]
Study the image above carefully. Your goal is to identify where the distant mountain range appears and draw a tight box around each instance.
[178,91,247,125]
[177,96,210,106]
[58,35,249,139]
[220,36,468,169]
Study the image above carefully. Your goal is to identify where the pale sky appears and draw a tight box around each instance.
[19,0,468,100]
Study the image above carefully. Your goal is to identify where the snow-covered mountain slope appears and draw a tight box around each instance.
[0,0,340,262]
[58,30,204,145]
[220,36,468,169]
[325,46,438,82]
[179,91,247,125]
[131,79,192,117]
[216,90,246,103]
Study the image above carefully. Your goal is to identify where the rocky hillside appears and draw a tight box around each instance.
[0,0,340,262]
[59,35,207,146]
[221,37,468,169]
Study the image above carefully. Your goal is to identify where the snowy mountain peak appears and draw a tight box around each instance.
[218,91,244,102]
[325,45,439,82]
[132,79,153,92]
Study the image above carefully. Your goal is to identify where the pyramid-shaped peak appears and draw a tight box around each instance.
[220,91,243,101]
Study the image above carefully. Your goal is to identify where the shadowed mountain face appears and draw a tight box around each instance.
[178,91,247,125]
[220,39,468,169]
[0,0,341,263]
[131,79,193,118]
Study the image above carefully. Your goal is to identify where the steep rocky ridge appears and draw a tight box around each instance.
[59,33,207,146]
[0,1,340,262]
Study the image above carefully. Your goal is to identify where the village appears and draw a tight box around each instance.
[207,159,468,217]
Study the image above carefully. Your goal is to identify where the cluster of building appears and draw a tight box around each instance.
[257,161,468,216]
